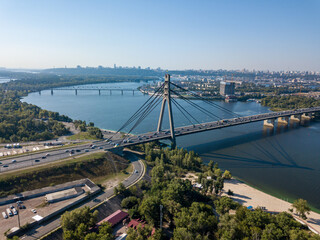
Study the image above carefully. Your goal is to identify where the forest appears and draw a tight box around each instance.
[261,95,320,111]
[57,143,320,240]
[0,90,71,142]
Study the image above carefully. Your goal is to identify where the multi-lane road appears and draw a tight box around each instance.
[1,107,319,173]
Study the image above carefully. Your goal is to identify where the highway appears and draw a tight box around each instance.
[0,107,319,173]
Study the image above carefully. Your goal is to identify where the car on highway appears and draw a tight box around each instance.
[85,149,89,152]
[0,162,2,165]
[3,165,8,168]
[65,150,69,153]
[41,156,46,159]
[134,170,139,173]
[31,209,37,213]
[76,149,81,152]
[35,159,40,162]
[11,160,16,163]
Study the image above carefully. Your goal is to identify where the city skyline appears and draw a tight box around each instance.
[0,0,320,71]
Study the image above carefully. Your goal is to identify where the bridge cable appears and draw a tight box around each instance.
[171,90,222,121]
[171,82,240,117]
[106,84,164,140]
[116,83,164,131]
[170,82,241,118]
[118,91,165,143]
[126,90,164,135]
[171,98,201,126]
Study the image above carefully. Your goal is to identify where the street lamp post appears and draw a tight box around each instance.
[16,203,21,228]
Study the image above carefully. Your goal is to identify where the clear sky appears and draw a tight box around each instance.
[0,0,319,71]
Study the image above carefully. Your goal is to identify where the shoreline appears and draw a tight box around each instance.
[222,178,320,234]
[232,175,320,214]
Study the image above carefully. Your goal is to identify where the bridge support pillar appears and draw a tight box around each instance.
[99,90,101,95]
[110,90,112,95]
[301,113,312,120]
[121,90,123,95]
[263,119,275,128]
[133,90,134,95]
[75,89,78,95]
[290,114,301,122]
[157,74,176,148]
[51,89,53,95]
[277,116,289,125]
[39,91,41,95]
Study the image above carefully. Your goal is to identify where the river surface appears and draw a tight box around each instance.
[22,82,320,211]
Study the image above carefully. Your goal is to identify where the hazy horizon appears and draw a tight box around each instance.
[1,0,320,72]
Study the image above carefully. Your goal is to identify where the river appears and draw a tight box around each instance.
[22,81,320,211]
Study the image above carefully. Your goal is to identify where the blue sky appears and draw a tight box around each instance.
[0,0,319,71]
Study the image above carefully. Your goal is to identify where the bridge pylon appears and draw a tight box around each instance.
[157,74,176,148]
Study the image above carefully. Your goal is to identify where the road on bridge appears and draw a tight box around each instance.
[0,107,319,173]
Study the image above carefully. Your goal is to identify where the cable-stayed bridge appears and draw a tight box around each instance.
[106,74,320,148]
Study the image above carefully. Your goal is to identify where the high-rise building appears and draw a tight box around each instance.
[220,81,235,96]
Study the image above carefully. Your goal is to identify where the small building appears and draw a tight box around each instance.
[45,187,83,203]
[127,219,146,229]
[98,210,129,227]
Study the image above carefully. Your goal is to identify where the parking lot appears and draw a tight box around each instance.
[0,185,90,239]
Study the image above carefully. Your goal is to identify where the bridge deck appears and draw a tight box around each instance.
[112,107,320,148]
[54,88,136,91]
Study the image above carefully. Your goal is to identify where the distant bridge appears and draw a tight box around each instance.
[106,74,320,149]
[39,87,139,95]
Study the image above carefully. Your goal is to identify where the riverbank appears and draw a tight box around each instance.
[222,178,320,234]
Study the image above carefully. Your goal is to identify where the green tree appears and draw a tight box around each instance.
[261,223,284,240]
[61,207,98,239]
[292,199,311,220]
[97,222,113,240]
[126,225,155,240]
[174,202,217,239]
[214,196,237,215]
[121,196,139,209]
[222,170,232,180]
[139,195,161,226]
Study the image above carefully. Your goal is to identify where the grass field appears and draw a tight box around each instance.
[67,132,101,140]
[0,152,130,197]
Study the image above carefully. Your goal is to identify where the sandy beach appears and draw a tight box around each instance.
[222,179,320,234]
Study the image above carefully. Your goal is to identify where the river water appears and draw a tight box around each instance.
[22,82,320,211]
